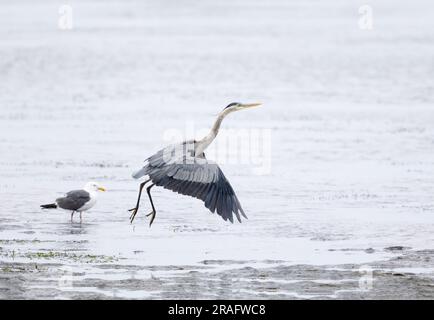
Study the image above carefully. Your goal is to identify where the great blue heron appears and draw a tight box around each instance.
[129,102,261,226]
[41,181,106,222]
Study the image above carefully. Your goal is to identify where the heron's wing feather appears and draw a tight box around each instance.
[132,141,195,179]
[56,190,90,211]
[144,151,246,222]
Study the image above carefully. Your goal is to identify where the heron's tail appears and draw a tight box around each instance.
[132,167,147,179]
[40,203,57,209]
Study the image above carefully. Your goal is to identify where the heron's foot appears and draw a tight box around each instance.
[146,210,156,227]
[129,208,139,223]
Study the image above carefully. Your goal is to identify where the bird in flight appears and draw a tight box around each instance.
[129,102,261,226]
[41,181,106,222]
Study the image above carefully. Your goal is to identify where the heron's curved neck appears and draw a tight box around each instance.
[196,110,230,155]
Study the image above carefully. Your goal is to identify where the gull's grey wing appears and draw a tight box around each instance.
[56,190,90,211]
[134,144,246,222]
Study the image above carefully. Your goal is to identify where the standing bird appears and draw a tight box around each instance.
[41,181,106,222]
[129,102,261,226]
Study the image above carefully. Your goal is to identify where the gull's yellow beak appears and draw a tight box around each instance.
[240,103,262,109]
[98,187,106,192]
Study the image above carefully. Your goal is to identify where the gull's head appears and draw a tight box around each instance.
[222,102,262,113]
[84,181,106,193]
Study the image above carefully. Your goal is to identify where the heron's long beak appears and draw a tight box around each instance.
[240,103,262,109]
[98,187,106,192]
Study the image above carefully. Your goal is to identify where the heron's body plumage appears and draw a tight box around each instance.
[133,140,246,222]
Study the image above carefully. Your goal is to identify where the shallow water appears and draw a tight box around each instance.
[0,0,433,299]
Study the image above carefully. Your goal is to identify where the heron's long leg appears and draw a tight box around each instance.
[79,212,82,223]
[129,179,151,223]
[145,183,156,227]
[71,211,75,223]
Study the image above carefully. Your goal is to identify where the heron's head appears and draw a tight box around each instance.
[84,181,106,193]
[222,102,262,113]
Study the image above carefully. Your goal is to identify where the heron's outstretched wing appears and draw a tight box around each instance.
[56,190,90,211]
[134,144,247,223]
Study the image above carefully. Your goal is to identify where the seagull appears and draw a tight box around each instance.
[41,181,106,222]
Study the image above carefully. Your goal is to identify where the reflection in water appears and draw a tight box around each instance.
[60,222,90,236]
